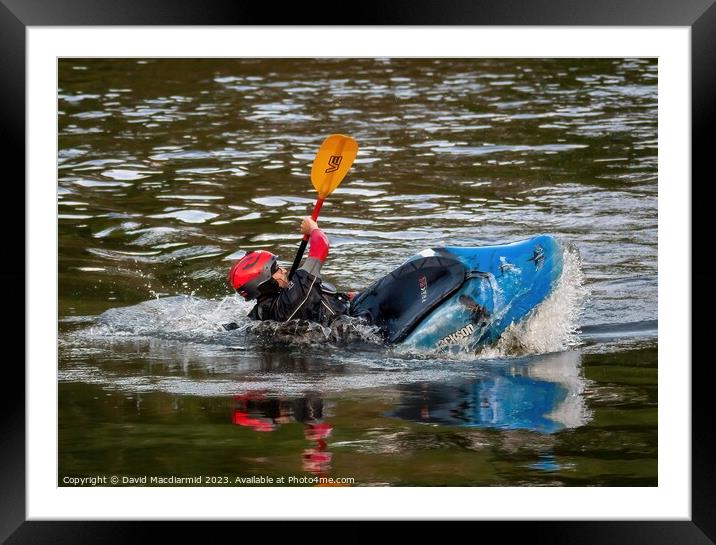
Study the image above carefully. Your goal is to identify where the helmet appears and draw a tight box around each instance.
[229,250,279,300]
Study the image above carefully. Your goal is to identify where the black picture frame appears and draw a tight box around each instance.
[4,0,711,542]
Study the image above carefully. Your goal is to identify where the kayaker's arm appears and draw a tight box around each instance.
[265,221,329,321]
[299,219,329,278]
[242,218,335,323]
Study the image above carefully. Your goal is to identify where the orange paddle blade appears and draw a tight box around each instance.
[310,134,358,199]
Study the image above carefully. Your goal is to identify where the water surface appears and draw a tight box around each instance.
[58,58,657,487]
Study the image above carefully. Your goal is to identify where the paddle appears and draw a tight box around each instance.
[288,134,358,280]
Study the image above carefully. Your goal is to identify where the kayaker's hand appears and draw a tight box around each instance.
[301,217,318,235]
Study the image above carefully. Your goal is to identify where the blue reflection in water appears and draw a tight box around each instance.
[528,455,563,472]
[470,375,566,433]
[389,351,591,434]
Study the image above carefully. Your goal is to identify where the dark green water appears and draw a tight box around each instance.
[58,58,657,486]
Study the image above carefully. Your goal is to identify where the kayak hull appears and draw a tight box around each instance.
[404,235,563,350]
[351,235,563,350]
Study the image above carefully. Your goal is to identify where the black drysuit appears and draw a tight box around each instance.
[248,267,350,325]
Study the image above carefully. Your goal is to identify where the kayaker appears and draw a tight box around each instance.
[228,217,351,325]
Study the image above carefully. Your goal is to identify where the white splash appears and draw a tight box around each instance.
[75,293,385,348]
[479,242,589,358]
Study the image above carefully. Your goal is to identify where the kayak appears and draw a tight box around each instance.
[349,235,564,350]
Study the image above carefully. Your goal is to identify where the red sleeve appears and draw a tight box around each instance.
[307,228,329,262]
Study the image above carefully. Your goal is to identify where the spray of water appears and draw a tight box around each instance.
[74,292,385,350]
[478,242,589,358]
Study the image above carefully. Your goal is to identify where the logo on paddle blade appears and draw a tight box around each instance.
[325,155,343,173]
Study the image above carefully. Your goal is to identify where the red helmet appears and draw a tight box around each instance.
[229,250,278,300]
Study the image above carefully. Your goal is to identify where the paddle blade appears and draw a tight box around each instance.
[310,134,358,199]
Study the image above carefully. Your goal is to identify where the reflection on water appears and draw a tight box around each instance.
[58,335,657,485]
[226,352,591,482]
[389,351,591,433]
[232,394,333,475]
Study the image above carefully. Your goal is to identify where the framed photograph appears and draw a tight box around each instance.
[5,0,711,542]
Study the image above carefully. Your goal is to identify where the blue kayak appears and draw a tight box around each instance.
[349,235,564,350]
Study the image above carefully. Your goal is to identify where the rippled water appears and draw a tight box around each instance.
[58,58,657,487]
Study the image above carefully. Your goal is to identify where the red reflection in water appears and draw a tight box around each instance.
[302,422,333,474]
[231,393,333,475]
[232,392,276,432]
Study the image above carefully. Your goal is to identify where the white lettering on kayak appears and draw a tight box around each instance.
[436,323,475,347]
[418,275,428,303]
